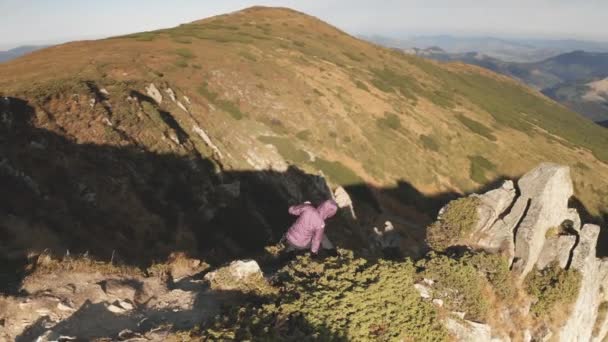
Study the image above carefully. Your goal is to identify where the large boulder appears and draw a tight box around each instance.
[511,163,573,279]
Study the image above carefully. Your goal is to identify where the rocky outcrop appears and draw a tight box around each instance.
[204,260,267,293]
[511,163,574,279]
[145,83,163,104]
[433,163,608,342]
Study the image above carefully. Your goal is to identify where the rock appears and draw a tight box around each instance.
[106,303,126,314]
[100,279,138,302]
[166,252,209,281]
[164,88,176,102]
[511,163,573,279]
[183,96,191,104]
[472,180,516,233]
[118,300,134,311]
[535,235,576,270]
[56,301,74,312]
[177,101,188,112]
[414,283,431,299]
[193,124,223,159]
[432,298,444,307]
[373,221,401,250]
[559,224,607,342]
[334,186,356,219]
[204,260,265,291]
[99,88,110,96]
[89,98,96,108]
[145,83,163,104]
[445,318,506,342]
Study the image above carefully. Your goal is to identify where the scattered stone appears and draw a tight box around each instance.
[204,260,267,292]
[414,283,431,299]
[56,301,74,312]
[183,96,191,104]
[106,303,126,314]
[373,221,401,250]
[118,300,134,311]
[145,83,163,104]
[89,98,96,108]
[432,298,444,307]
[100,88,110,96]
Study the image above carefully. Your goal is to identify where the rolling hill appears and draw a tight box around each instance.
[406,48,608,123]
[1,6,607,268]
[0,45,47,63]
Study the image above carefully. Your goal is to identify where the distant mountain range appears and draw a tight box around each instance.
[0,45,47,63]
[400,47,608,125]
[364,35,608,63]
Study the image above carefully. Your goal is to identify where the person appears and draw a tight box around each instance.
[283,199,338,255]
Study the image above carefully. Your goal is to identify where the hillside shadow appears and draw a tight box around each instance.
[1,95,606,295]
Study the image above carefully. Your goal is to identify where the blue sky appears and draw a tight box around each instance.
[1,0,607,49]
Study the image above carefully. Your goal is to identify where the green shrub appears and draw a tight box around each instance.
[463,252,515,300]
[418,252,489,321]
[426,197,480,251]
[203,250,448,341]
[376,112,401,130]
[525,264,582,318]
[420,134,440,151]
[469,155,496,184]
[175,48,195,59]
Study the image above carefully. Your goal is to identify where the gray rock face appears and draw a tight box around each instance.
[559,224,607,342]
[445,318,508,342]
[535,235,576,270]
[470,180,517,255]
[511,163,573,279]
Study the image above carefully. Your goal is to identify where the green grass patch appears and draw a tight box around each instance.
[174,59,188,68]
[469,155,496,184]
[198,82,246,120]
[312,158,362,186]
[376,112,402,130]
[456,114,497,141]
[296,129,312,141]
[355,80,369,92]
[172,36,192,44]
[426,196,480,251]
[258,136,309,164]
[370,67,420,100]
[238,51,257,62]
[343,51,363,62]
[420,134,440,152]
[175,48,195,59]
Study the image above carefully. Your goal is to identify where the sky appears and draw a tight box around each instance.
[1,0,608,50]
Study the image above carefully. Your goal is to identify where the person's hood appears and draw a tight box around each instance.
[317,200,338,220]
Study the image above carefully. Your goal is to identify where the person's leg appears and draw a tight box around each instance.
[320,234,334,249]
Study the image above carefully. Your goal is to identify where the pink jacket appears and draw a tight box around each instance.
[285,200,338,253]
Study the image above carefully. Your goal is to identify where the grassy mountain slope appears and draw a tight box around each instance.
[410,48,608,122]
[1,6,607,263]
